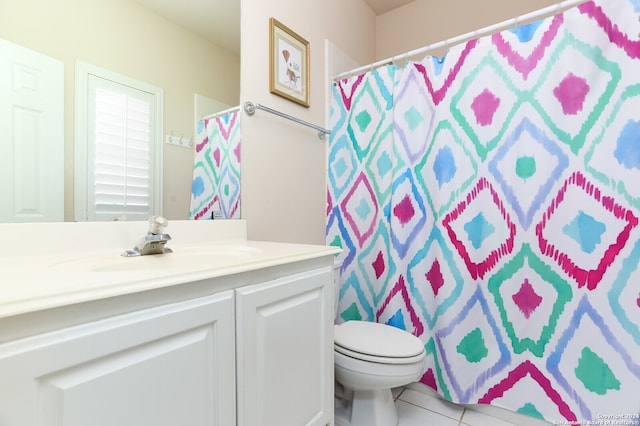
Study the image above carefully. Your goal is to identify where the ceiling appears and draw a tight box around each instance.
[132,0,241,55]
[133,0,413,56]
[364,0,416,15]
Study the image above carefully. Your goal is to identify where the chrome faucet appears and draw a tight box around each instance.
[121,216,173,257]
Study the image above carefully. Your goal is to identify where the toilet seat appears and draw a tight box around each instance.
[334,321,426,425]
[334,321,425,364]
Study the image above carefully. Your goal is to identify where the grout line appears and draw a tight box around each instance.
[459,408,467,426]
[396,397,465,423]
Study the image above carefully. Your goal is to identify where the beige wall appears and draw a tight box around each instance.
[376,0,561,60]
[240,0,376,244]
[0,0,240,221]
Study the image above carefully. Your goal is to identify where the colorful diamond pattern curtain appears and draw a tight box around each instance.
[190,109,241,219]
[327,0,640,422]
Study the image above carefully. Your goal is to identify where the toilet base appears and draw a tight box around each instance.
[335,387,398,426]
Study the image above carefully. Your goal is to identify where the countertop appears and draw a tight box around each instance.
[1,220,340,319]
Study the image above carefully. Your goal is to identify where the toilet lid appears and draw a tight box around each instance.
[334,321,424,359]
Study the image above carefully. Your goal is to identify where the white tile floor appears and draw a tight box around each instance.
[391,384,554,426]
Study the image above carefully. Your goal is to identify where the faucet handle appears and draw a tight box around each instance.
[148,215,169,235]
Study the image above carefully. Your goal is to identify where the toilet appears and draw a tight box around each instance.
[333,266,426,426]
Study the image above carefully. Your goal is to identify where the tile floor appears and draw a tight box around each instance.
[391,384,554,426]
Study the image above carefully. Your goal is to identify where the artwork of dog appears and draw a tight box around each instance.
[281,49,300,89]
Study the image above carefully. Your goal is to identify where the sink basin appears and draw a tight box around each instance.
[49,245,262,273]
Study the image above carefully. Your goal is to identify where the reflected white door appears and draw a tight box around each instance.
[0,38,64,222]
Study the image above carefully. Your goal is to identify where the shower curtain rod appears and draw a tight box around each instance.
[334,0,588,80]
[243,101,331,140]
[201,105,241,121]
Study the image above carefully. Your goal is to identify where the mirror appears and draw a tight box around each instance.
[0,0,240,222]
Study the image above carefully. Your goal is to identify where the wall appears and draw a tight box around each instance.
[0,0,240,221]
[375,0,562,60]
[240,0,376,244]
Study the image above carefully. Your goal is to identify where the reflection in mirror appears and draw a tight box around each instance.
[0,38,64,223]
[190,106,241,220]
[0,0,240,222]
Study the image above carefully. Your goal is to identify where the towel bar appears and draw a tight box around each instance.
[243,101,331,140]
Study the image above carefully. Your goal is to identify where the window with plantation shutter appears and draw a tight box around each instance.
[75,62,162,221]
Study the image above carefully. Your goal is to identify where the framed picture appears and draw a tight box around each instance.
[269,18,310,107]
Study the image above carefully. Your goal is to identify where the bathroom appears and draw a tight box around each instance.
[1,0,639,425]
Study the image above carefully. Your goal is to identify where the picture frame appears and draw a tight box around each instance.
[269,18,310,108]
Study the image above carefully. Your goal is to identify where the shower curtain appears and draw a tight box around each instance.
[190,108,241,219]
[327,0,640,422]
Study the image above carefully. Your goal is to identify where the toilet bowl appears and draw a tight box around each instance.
[333,320,426,426]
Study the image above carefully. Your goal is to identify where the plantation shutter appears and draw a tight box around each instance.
[86,74,159,221]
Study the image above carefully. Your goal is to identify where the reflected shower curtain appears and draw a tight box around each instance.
[327,0,640,422]
[190,109,241,219]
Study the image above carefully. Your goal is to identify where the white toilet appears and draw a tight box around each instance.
[332,267,426,426]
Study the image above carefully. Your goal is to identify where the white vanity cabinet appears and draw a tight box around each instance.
[0,290,236,426]
[0,262,335,426]
[0,220,338,426]
[235,266,334,426]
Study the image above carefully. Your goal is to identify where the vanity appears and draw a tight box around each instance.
[0,220,339,426]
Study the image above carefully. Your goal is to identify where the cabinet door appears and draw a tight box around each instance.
[236,267,333,426]
[0,291,235,426]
